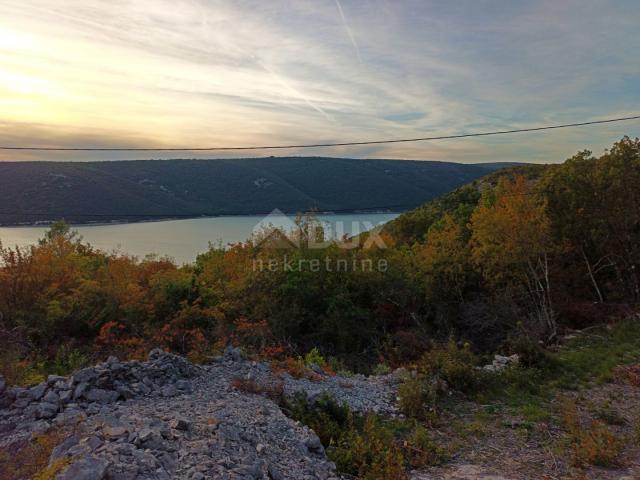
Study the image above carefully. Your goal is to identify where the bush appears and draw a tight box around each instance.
[53,346,89,375]
[417,339,482,395]
[406,423,448,467]
[398,376,437,419]
[0,429,70,480]
[0,348,46,386]
[285,393,352,446]
[284,393,447,479]
[504,334,555,369]
[303,347,341,375]
[304,347,326,368]
[372,362,391,375]
[559,398,623,467]
[330,414,407,480]
[499,365,544,396]
[398,341,485,417]
[272,356,320,381]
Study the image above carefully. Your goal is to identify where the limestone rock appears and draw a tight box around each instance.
[29,383,47,401]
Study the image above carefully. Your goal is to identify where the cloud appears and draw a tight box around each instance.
[0,0,638,162]
[333,0,363,64]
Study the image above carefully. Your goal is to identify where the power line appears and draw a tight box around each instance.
[1,115,638,152]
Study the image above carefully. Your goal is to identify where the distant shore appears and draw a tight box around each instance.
[0,209,405,228]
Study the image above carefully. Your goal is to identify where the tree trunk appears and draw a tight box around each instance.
[581,246,604,303]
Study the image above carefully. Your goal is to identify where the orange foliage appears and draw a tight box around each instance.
[97,256,147,313]
[560,398,623,467]
[95,321,147,360]
[613,364,640,387]
[416,213,471,301]
[262,344,287,360]
[470,175,551,283]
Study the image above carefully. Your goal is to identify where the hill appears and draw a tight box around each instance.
[383,163,548,244]
[0,157,514,225]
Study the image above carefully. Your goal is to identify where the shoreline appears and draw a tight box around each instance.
[0,209,404,229]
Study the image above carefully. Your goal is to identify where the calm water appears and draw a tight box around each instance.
[0,213,398,265]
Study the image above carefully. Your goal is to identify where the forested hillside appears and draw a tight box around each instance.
[0,157,508,225]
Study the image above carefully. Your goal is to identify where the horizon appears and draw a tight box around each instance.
[0,155,525,165]
[1,1,639,163]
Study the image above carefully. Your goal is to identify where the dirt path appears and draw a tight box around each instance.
[411,382,640,479]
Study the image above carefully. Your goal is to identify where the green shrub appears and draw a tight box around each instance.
[417,339,482,395]
[330,414,407,480]
[372,363,391,375]
[0,348,47,386]
[304,347,326,368]
[285,393,352,446]
[302,348,350,375]
[53,347,89,376]
[284,393,447,479]
[398,376,434,419]
[500,366,543,396]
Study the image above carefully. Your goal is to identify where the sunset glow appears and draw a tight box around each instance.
[0,0,638,161]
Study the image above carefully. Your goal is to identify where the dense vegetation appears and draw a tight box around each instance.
[0,157,506,225]
[0,137,638,382]
[2,137,640,479]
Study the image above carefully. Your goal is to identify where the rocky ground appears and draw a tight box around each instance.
[0,348,400,480]
[1,347,639,479]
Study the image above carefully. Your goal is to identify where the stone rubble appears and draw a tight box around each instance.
[480,354,520,373]
[0,347,400,479]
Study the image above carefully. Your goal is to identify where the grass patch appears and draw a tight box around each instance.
[518,403,552,422]
[552,320,640,385]
[479,319,640,419]
[592,402,626,426]
[452,412,491,439]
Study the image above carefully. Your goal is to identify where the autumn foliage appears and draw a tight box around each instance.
[0,137,639,379]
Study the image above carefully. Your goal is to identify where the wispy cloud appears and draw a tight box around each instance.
[334,0,362,64]
[0,0,638,162]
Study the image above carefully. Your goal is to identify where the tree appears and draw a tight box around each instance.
[420,210,475,297]
[541,137,640,303]
[541,151,610,302]
[470,175,556,339]
[595,137,640,301]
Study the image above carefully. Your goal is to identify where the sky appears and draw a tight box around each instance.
[0,0,638,163]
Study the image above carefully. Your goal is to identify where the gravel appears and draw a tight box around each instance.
[0,347,401,479]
